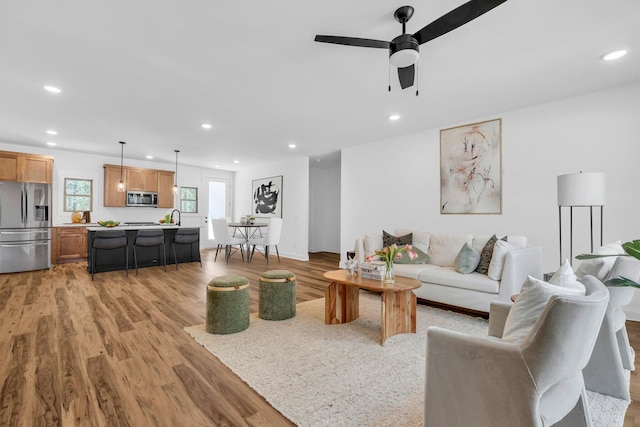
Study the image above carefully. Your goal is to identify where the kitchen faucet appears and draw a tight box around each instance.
[170,209,181,226]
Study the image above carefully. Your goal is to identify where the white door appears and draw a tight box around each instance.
[202,178,230,249]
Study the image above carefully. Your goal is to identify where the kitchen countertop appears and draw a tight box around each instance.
[56,223,100,227]
[86,224,181,231]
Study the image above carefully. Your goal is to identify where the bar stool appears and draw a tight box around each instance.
[170,228,202,270]
[91,230,128,281]
[133,229,166,275]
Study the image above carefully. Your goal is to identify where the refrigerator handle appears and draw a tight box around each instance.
[21,186,25,224]
[24,186,28,223]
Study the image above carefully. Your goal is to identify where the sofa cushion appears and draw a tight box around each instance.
[395,247,429,264]
[455,242,481,274]
[575,241,625,281]
[395,228,430,254]
[473,235,528,254]
[363,233,383,259]
[428,234,473,267]
[488,240,517,280]
[394,263,439,280]
[502,274,586,343]
[418,267,499,294]
[476,235,501,274]
[383,230,412,248]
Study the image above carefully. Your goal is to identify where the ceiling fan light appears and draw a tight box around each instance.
[390,49,419,68]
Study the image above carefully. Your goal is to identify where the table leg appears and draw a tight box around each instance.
[380,290,416,345]
[325,281,359,325]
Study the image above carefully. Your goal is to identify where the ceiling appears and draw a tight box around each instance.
[0,0,638,171]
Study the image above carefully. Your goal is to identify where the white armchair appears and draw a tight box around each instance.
[424,275,609,427]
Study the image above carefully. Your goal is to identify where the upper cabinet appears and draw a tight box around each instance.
[104,165,126,207]
[0,151,53,183]
[157,171,175,208]
[103,164,173,207]
[127,168,158,192]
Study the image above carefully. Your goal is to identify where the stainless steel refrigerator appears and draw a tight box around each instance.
[0,181,51,273]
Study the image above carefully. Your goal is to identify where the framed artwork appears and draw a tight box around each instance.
[252,175,282,218]
[440,118,502,214]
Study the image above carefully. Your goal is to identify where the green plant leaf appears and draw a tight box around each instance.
[575,253,628,260]
[607,276,640,288]
[622,240,640,261]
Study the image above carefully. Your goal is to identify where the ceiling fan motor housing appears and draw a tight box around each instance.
[389,34,419,68]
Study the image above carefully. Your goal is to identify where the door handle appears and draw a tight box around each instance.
[0,241,49,248]
[0,230,48,235]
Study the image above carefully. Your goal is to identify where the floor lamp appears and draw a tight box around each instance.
[557,172,606,266]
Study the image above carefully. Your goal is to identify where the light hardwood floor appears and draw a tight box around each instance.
[1,250,639,426]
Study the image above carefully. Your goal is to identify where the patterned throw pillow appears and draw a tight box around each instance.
[382,230,412,248]
[475,235,507,274]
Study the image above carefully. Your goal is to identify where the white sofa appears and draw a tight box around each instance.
[353,229,542,313]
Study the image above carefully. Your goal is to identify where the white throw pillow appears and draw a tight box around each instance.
[363,233,383,259]
[574,241,625,281]
[487,240,517,280]
[502,274,586,343]
[427,234,473,267]
[549,259,581,289]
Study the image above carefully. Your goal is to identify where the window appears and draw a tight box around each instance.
[180,187,198,213]
[64,178,93,212]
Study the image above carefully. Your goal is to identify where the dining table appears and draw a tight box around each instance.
[227,222,268,260]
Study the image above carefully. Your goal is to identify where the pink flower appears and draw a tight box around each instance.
[408,251,418,260]
[395,252,403,260]
[366,255,374,262]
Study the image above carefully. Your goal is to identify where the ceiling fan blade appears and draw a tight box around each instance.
[398,65,415,89]
[314,35,391,49]
[413,0,508,45]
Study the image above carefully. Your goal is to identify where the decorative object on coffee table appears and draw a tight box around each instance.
[259,270,296,320]
[440,118,502,214]
[367,244,417,284]
[206,275,250,334]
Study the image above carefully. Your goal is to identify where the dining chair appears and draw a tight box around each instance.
[91,230,128,280]
[248,218,282,264]
[212,219,245,264]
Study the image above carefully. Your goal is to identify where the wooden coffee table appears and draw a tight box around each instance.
[323,270,421,345]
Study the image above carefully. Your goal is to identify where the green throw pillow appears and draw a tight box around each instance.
[394,247,429,264]
[383,230,412,248]
[455,242,481,274]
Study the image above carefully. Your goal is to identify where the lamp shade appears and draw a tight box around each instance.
[557,172,606,206]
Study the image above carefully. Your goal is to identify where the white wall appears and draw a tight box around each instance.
[0,141,234,230]
[309,163,341,253]
[341,82,640,318]
[234,157,310,261]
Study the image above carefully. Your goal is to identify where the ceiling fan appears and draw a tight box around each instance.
[315,0,508,92]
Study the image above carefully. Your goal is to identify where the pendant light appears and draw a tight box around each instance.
[117,141,126,192]
[173,149,180,193]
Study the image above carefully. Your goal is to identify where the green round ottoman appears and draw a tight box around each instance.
[259,270,297,320]
[206,275,250,334]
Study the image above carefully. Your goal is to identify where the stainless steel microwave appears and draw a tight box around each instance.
[126,191,158,207]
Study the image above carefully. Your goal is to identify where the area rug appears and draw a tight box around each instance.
[185,292,629,427]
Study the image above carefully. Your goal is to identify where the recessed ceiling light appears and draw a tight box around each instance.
[233,160,240,164]
[44,85,61,94]
[201,123,212,129]
[602,50,628,61]
[389,114,400,121]
[45,129,58,135]
[46,141,56,146]
[146,155,153,159]
[288,144,296,148]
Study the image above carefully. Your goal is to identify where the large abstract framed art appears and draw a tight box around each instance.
[440,118,502,214]
[252,175,282,218]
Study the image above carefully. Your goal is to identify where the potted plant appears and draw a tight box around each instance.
[576,240,640,288]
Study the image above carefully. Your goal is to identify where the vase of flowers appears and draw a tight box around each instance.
[367,244,417,284]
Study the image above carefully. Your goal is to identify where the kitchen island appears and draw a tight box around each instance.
[86,224,201,273]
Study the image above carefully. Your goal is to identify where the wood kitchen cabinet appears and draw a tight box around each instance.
[52,226,88,264]
[104,165,126,207]
[127,168,158,192]
[157,170,175,208]
[0,150,53,183]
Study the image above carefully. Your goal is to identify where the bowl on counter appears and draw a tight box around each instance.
[97,220,120,227]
